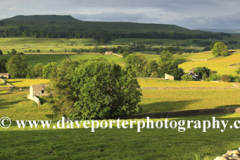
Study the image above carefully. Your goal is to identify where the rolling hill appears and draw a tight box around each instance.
[0,15,204,34]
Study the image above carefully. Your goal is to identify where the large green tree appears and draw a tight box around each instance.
[42,62,58,78]
[159,50,173,65]
[124,53,148,77]
[0,59,7,73]
[50,58,142,120]
[33,63,44,77]
[211,42,228,57]
[6,55,28,78]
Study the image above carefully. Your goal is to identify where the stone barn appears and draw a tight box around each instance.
[0,73,10,79]
[104,51,113,55]
[27,84,50,105]
[165,74,174,80]
[188,67,196,74]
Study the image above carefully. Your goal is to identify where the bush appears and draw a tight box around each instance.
[209,74,220,81]
[202,73,207,80]
[181,74,193,81]
[236,68,240,75]
[150,71,159,78]
[221,75,231,82]
[194,67,211,79]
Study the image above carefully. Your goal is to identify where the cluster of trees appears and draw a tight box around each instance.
[124,51,185,79]
[0,30,225,43]
[4,55,57,79]
[211,42,229,57]
[7,49,24,55]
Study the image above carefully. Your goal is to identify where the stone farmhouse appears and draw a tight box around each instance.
[0,73,10,79]
[165,74,174,80]
[27,84,50,105]
[104,51,113,55]
[188,68,199,79]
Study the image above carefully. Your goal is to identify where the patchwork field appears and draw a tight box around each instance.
[1,87,240,120]
[5,79,50,88]
[140,89,240,113]
[174,51,215,60]
[0,81,8,87]
[1,107,240,159]
[179,52,240,75]
[137,79,234,87]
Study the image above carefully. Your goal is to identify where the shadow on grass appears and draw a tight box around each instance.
[0,99,22,109]
[139,99,202,114]
[5,81,23,84]
[0,92,12,96]
[216,105,240,109]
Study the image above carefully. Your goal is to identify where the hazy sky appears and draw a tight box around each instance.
[0,0,240,29]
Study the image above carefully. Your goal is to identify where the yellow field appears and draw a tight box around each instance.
[0,81,8,87]
[6,79,50,88]
[137,79,234,87]
[179,52,240,75]
[140,89,240,113]
[174,51,215,60]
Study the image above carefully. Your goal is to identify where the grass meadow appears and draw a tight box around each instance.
[1,88,240,159]
[137,79,234,87]
[179,52,240,75]
[0,81,8,87]
[5,79,50,88]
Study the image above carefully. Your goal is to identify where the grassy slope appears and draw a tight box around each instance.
[1,87,240,120]
[140,89,240,113]
[1,113,240,159]
[0,81,8,87]
[68,55,124,63]
[179,52,240,75]
[137,79,233,87]
[5,79,50,88]
[0,15,195,34]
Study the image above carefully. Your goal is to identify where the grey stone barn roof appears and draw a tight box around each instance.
[0,73,10,76]
[31,84,50,91]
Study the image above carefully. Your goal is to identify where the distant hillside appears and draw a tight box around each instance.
[0,15,199,33]
[3,15,78,22]
[200,28,240,34]
[0,15,226,43]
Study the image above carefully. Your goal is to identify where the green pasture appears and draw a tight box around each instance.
[1,84,240,159]
[179,52,240,75]
[0,81,8,87]
[137,79,234,88]
[140,89,240,114]
[1,88,240,121]
[0,55,67,66]
[68,54,124,63]
[174,51,215,60]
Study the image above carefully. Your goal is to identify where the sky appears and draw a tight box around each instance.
[0,0,240,29]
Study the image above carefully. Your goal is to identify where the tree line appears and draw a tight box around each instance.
[0,30,226,43]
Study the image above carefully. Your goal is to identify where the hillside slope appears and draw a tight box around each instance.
[0,15,201,34]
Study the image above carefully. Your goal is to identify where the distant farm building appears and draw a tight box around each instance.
[27,84,50,105]
[0,73,10,79]
[165,74,174,80]
[188,68,199,79]
[188,68,196,74]
[104,51,113,55]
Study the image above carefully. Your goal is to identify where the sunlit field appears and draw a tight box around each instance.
[179,52,240,75]
[6,79,50,88]
[137,79,234,88]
